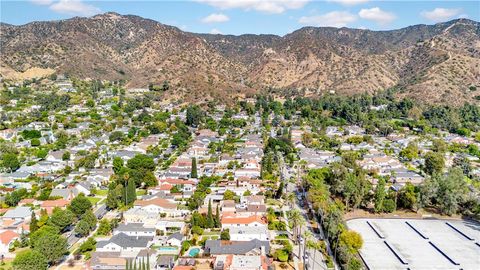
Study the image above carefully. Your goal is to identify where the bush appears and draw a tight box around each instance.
[274,249,289,262]
[191,226,204,235]
[383,199,396,213]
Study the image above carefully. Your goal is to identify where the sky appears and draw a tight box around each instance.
[1,0,479,35]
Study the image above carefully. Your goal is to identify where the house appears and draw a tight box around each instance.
[114,223,156,237]
[166,232,184,247]
[133,198,184,217]
[40,199,70,214]
[88,251,126,270]
[221,215,267,231]
[0,129,17,141]
[392,170,425,185]
[204,239,270,255]
[96,233,153,252]
[2,207,32,221]
[123,208,159,226]
[234,168,260,179]
[213,255,270,270]
[0,230,19,257]
[74,182,92,196]
[50,188,77,201]
[156,255,175,270]
[229,226,269,241]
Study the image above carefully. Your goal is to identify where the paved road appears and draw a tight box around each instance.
[292,170,339,270]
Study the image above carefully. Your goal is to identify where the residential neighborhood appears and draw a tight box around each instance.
[0,77,479,270]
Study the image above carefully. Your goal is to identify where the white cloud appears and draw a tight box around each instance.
[210,28,223,34]
[299,11,357,27]
[49,0,101,16]
[30,0,54,5]
[201,13,230,23]
[328,0,369,6]
[358,7,396,25]
[196,0,309,14]
[421,8,462,22]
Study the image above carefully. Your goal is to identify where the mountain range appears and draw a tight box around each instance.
[1,12,479,104]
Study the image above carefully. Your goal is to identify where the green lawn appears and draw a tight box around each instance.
[87,197,102,205]
[136,189,147,196]
[94,189,108,196]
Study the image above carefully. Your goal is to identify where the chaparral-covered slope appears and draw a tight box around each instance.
[1,12,479,104]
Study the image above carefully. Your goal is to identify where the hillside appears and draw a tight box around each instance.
[1,13,479,104]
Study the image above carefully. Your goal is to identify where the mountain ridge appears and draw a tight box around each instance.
[1,13,479,104]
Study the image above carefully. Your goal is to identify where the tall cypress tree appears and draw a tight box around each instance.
[191,157,198,178]
[133,259,137,270]
[207,199,214,228]
[30,212,38,233]
[125,259,129,270]
[127,179,136,205]
[146,252,150,270]
[215,204,220,228]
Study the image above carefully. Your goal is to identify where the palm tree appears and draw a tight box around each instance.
[286,193,295,208]
[287,209,306,250]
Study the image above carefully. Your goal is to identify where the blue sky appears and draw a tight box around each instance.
[1,1,479,35]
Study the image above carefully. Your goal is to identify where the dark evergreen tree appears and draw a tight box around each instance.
[191,157,198,178]
[30,212,38,233]
[207,200,214,228]
[215,204,220,228]
[127,179,136,205]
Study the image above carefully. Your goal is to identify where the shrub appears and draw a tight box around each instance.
[383,199,396,213]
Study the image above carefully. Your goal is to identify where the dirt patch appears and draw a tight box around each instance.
[273,261,296,270]
[344,208,464,221]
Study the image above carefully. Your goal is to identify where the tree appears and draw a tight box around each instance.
[30,212,39,233]
[383,199,396,213]
[75,220,91,237]
[75,237,96,255]
[191,225,204,235]
[97,219,112,236]
[339,230,363,254]
[223,190,235,200]
[2,153,20,172]
[432,139,447,153]
[436,167,467,215]
[374,178,386,213]
[220,229,230,240]
[106,187,119,209]
[13,249,48,270]
[48,208,75,231]
[126,179,136,205]
[191,157,198,178]
[214,204,220,228]
[399,142,419,161]
[68,194,92,217]
[82,210,98,230]
[424,152,445,175]
[62,151,71,161]
[186,105,203,127]
[127,154,155,172]
[113,157,124,174]
[207,200,214,228]
[398,183,417,210]
[32,233,68,264]
[286,209,305,243]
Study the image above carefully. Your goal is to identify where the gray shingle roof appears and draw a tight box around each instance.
[204,239,270,255]
[3,206,32,219]
[97,233,152,249]
[167,232,184,241]
[115,223,155,233]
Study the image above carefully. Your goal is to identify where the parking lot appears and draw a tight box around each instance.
[347,218,480,270]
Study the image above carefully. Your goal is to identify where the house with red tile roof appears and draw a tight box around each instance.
[0,230,18,258]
